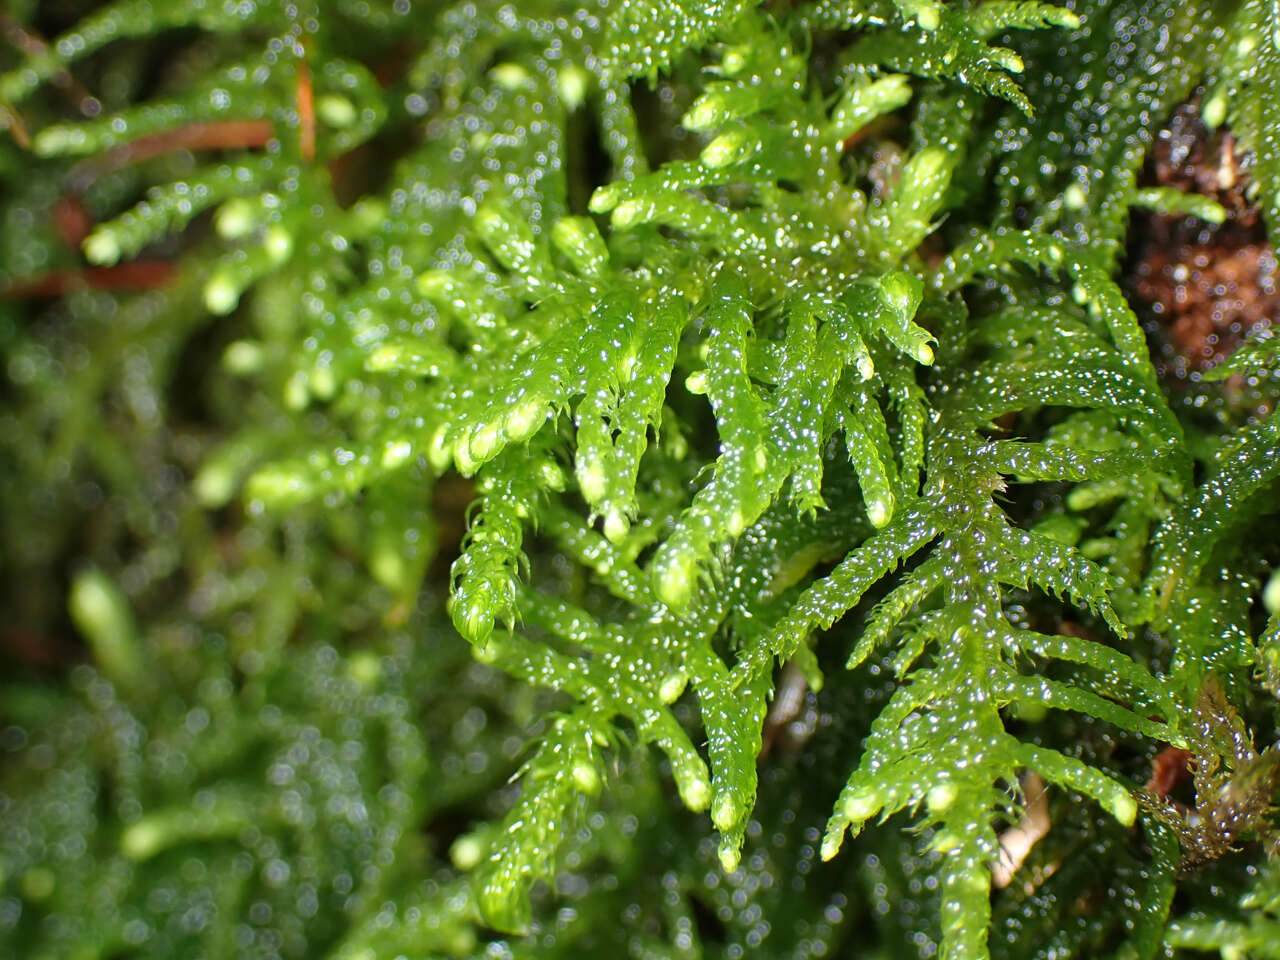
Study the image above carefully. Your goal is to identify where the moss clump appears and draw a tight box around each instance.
[3,1,1280,957]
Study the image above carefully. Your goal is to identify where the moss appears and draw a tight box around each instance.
[2,1,1280,957]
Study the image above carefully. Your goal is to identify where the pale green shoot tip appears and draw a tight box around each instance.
[456,597,493,646]
[926,781,957,813]
[347,650,382,689]
[309,364,336,400]
[820,830,843,862]
[1053,9,1082,29]
[658,671,688,704]
[468,421,504,464]
[204,273,241,315]
[842,790,879,824]
[1109,789,1137,827]
[121,820,165,861]
[32,124,87,157]
[283,372,309,411]
[682,94,722,132]
[572,763,602,796]
[1263,568,1280,614]
[1202,94,1227,130]
[264,225,293,262]
[712,794,739,833]
[316,94,357,129]
[381,440,412,468]
[721,46,749,76]
[450,834,486,871]
[576,454,608,504]
[611,199,644,229]
[603,508,630,544]
[83,230,121,267]
[503,399,545,443]
[684,370,709,394]
[654,546,697,611]
[588,182,622,214]
[215,198,258,239]
[193,462,236,508]
[683,775,711,812]
[701,130,754,169]
[718,841,741,874]
[928,829,962,853]
[416,270,454,298]
[867,495,893,529]
[222,339,264,374]
[490,63,530,91]
[557,64,589,111]
[915,3,941,31]
[427,426,452,473]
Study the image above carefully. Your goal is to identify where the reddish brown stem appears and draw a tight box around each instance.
[67,120,275,191]
[1146,746,1193,798]
[1,101,31,148]
[3,261,179,298]
[0,627,79,669]
[297,57,316,162]
[53,195,93,247]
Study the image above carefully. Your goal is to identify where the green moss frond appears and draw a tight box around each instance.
[6,0,1280,958]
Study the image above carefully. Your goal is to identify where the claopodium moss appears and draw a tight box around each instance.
[3,1,1280,958]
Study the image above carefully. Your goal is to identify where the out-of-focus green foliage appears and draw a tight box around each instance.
[3,1,1280,958]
